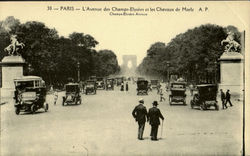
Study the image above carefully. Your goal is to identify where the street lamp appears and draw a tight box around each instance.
[166,61,170,83]
[77,62,80,82]
[195,63,198,84]
[214,61,217,84]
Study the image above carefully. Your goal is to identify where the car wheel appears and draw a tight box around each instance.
[15,107,20,115]
[215,104,219,111]
[31,104,36,114]
[190,101,194,109]
[44,103,49,112]
[200,105,204,111]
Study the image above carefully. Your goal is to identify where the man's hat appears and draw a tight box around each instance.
[139,98,144,103]
[152,101,158,106]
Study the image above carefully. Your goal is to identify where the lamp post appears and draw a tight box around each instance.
[77,62,80,82]
[214,61,217,84]
[195,63,198,84]
[166,61,170,83]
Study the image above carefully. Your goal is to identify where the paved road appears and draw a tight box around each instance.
[1,82,243,156]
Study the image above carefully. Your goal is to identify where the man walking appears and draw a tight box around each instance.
[148,101,164,141]
[126,82,129,91]
[159,88,165,102]
[132,98,148,140]
[54,90,58,105]
[225,89,233,107]
[220,89,227,109]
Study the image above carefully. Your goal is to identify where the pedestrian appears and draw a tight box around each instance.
[54,91,58,105]
[148,101,164,141]
[157,84,161,94]
[126,82,129,91]
[159,88,165,102]
[189,84,194,96]
[121,81,124,91]
[225,89,233,107]
[220,89,227,109]
[132,98,148,140]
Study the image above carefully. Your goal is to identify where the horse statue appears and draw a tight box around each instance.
[4,35,25,56]
[221,31,241,53]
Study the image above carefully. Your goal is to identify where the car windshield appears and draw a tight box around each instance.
[172,84,185,88]
[151,80,158,85]
[16,81,34,88]
[66,85,77,92]
[97,78,103,81]
[87,81,95,85]
[171,90,185,96]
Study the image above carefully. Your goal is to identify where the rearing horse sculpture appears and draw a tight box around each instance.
[221,31,241,53]
[4,35,25,56]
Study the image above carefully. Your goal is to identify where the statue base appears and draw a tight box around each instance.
[0,56,25,99]
[219,52,243,97]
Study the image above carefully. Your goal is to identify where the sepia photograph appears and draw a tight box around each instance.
[0,1,249,156]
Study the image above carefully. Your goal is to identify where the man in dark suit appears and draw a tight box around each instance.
[225,89,233,107]
[132,98,148,140]
[220,89,227,109]
[148,101,164,141]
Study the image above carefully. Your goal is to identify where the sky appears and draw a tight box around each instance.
[0,2,249,65]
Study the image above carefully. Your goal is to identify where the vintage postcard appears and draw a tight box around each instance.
[0,1,249,156]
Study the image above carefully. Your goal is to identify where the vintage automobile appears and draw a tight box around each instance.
[62,83,81,106]
[85,80,97,95]
[137,80,148,95]
[106,78,114,90]
[190,84,219,110]
[96,77,105,90]
[169,82,187,105]
[13,76,48,115]
[116,77,123,86]
[150,80,159,89]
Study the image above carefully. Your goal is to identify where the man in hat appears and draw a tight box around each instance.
[225,89,233,107]
[132,98,148,140]
[220,89,227,109]
[148,101,164,141]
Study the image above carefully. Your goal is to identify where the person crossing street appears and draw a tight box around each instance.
[225,89,233,107]
[132,98,148,140]
[159,88,165,102]
[220,89,227,109]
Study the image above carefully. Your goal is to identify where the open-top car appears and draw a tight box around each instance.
[96,77,105,90]
[106,78,114,90]
[190,84,219,110]
[137,80,148,95]
[85,80,97,95]
[150,80,159,89]
[62,83,81,106]
[169,82,187,105]
[14,76,48,115]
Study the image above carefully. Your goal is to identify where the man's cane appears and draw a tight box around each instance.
[161,119,164,139]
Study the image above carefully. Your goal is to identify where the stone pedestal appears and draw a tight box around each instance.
[0,56,25,98]
[219,52,244,96]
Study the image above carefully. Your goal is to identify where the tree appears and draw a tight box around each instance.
[0,17,120,86]
[137,24,241,83]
